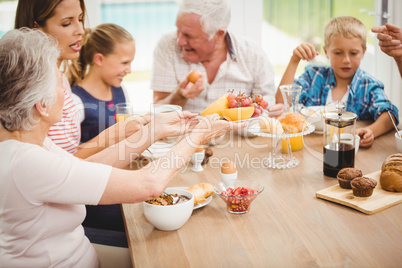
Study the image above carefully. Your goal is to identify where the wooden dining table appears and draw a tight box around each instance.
[122,123,402,267]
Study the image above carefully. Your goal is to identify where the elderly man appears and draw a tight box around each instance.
[151,0,277,113]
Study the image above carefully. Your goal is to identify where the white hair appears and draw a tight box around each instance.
[0,28,60,131]
[178,0,231,40]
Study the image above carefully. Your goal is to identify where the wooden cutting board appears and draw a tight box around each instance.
[316,170,402,214]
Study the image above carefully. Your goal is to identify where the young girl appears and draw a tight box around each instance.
[70,23,135,143]
[68,23,135,248]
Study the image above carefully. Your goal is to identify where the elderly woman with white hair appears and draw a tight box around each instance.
[0,28,241,267]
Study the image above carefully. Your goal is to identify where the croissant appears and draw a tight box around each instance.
[186,183,214,204]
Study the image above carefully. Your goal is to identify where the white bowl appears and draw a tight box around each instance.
[143,188,194,231]
[300,106,325,133]
[395,131,402,152]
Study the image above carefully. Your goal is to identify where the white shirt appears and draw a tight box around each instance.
[151,31,275,113]
[326,86,350,106]
[0,138,111,267]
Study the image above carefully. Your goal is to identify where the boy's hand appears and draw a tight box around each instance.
[292,42,319,62]
[356,128,374,148]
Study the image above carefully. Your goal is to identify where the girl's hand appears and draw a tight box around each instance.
[292,42,319,62]
[356,128,374,148]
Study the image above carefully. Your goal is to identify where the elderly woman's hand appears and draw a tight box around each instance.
[153,111,198,140]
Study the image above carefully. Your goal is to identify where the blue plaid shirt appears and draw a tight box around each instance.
[295,65,399,125]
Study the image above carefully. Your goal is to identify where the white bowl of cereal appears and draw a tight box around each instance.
[143,188,194,231]
[300,106,326,133]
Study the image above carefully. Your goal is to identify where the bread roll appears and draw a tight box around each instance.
[380,153,402,192]
[279,113,307,133]
[186,183,214,204]
[259,117,284,135]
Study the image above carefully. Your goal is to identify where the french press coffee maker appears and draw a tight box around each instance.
[323,109,357,178]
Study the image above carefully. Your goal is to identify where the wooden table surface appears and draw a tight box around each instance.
[122,126,402,268]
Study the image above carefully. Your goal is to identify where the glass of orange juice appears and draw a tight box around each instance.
[116,103,133,123]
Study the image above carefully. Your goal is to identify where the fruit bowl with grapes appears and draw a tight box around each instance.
[214,180,264,214]
[220,90,269,122]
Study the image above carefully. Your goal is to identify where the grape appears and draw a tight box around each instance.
[260,100,268,109]
[241,97,252,107]
[254,94,263,103]
[252,106,263,117]
[228,99,238,108]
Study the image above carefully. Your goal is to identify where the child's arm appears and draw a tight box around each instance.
[276,43,319,103]
[356,112,395,148]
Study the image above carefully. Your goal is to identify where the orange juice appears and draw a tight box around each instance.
[116,113,130,123]
[281,136,303,152]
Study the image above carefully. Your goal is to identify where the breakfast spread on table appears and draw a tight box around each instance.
[316,154,402,214]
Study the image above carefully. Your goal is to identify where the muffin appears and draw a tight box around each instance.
[279,113,307,133]
[337,168,363,189]
[350,177,377,197]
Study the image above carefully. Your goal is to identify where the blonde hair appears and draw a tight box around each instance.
[324,16,367,50]
[68,23,134,86]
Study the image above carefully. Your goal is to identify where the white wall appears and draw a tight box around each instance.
[228,0,263,44]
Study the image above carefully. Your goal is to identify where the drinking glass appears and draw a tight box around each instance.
[116,103,133,123]
[279,84,302,113]
[279,84,303,152]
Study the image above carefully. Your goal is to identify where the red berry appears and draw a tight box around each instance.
[260,100,268,109]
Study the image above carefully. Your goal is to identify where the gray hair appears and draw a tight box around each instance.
[0,28,60,131]
[178,0,231,40]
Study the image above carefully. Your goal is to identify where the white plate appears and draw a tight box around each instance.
[173,187,213,210]
[141,141,176,159]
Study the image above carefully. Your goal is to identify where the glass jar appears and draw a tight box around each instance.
[323,111,357,177]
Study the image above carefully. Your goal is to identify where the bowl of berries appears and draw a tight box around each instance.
[213,180,264,214]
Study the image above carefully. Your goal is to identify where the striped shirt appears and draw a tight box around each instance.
[47,75,81,154]
[296,65,399,124]
[150,31,275,113]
